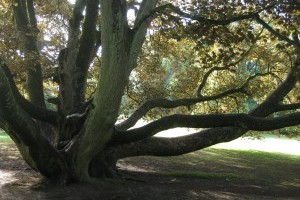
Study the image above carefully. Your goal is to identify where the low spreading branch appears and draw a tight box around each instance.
[107,127,243,158]
[116,72,272,130]
[112,112,300,145]
[109,59,299,158]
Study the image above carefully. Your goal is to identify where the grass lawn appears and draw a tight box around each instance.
[1,131,300,199]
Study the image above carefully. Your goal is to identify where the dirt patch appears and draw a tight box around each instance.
[1,142,300,200]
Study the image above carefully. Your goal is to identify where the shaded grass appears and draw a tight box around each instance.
[160,171,239,179]
[151,148,300,172]
[0,135,299,200]
[120,146,300,189]
[2,131,300,190]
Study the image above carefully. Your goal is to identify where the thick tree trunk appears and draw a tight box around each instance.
[69,0,133,181]
[70,0,158,181]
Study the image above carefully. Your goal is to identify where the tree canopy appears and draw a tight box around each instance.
[0,0,299,183]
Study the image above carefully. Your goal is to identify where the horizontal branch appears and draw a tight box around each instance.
[170,5,265,25]
[116,72,271,130]
[112,112,300,145]
[106,127,245,158]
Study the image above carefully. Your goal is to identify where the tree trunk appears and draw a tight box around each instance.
[69,0,158,181]
[68,0,133,181]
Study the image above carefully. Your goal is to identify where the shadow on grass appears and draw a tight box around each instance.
[1,135,300,199]
[118,148,300,199]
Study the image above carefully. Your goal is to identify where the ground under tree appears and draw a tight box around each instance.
[0,0,299,184]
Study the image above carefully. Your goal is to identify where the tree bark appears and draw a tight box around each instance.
[0,67,68,183]
[70,0,159,181]
[13,0,45,107]
[69,0,133,181]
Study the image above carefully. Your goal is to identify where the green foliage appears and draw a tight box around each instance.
[0,0,71,82]
[119,0,300,137]
[0,0,298,136]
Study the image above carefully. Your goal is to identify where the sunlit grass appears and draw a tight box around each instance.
[0,131,11,143]
[279,181,300,188]
[126,147,300,188]
[212,136,300,155]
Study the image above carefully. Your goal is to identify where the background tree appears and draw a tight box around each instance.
[0,0,299,184]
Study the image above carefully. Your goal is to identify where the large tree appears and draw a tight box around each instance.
[0,0,299,184]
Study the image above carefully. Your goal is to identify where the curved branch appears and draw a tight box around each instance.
[134,3,275,30]
[118,28,264,131]
[251,61,299,116]
[116,72,271,130]
[0,65,67,179]
[0,60,58,126]
[197,66,228,97]
[133,2,169,30]
[170,4,274,25]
